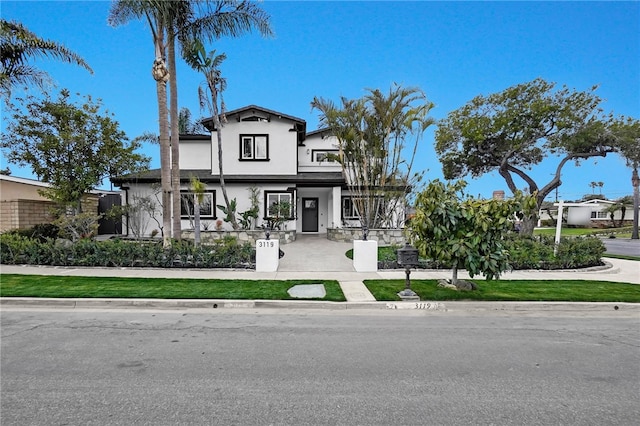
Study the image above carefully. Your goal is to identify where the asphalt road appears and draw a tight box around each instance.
[2,308,639,425]
[602,237,640,257]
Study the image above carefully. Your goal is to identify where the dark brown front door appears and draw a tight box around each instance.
[302,198,319,232]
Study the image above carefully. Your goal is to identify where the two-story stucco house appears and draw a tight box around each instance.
[112,105,357,238]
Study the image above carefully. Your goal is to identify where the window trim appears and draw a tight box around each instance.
[311,149,339,163]
[180,191,216,219]
[264,190,295,220]
[239,134,269,161]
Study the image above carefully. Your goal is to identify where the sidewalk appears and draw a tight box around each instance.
[1,235,638,310]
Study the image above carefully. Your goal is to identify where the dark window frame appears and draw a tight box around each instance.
[311,149,339,163]
[239,134,270,161]
[180,190,216,219]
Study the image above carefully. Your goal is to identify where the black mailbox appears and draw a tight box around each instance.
[397,242,420,300]
[397,243,419,267]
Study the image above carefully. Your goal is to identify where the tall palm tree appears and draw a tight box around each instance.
[0,19,93,101]
[112,1,272,241]
[165,1,272,240]
[109,0,173,247]
[183,40,238,229]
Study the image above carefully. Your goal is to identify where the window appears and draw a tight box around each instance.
[312,149,339,163]
[240,134,269,160]
[591,210,608,219]
[342,197,359,220]
[265,191,294,218]
[341,196,387,222]
[181,191,215,218]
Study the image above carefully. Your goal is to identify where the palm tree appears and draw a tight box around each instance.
[165,1,273,240]
[0,19,93,101]
[183,40,238,230]
[112,1,272,241]
[109,0,173,247]
[616,195,633,227]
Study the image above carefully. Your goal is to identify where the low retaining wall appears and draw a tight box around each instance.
[327,228,405,245]
[182,229,296,245]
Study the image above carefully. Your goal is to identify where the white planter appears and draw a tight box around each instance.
[256,239,279,272]
[353,239,378,272]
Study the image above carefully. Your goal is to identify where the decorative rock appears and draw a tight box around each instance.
[287,284,326,299]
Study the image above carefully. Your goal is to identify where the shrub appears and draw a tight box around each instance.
[0,233,254,269]
[506,235,605,270]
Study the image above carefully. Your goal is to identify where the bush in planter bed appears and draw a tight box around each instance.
[0,234,254,268]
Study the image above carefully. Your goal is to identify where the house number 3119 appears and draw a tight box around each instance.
[258,241,275,248]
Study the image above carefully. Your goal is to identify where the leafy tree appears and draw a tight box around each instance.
[407,180,536,289]
[435,78,625,235]
[0,89,149,213]
[184,40,238,229]
[0,19,93,101]
[611,118,640,239]
[312,84,435,231]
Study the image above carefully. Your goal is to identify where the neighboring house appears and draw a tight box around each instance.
[552,199,635,227]
[0,174,121,234]
[112,105,403,239]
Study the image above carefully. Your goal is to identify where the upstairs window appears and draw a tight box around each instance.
[312,149,339,163]
[240,134,269,160]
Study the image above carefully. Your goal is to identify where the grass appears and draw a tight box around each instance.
[534,226,633,237]
[0,274,346,301]
[364,279,640,303]
[603,253,640,261]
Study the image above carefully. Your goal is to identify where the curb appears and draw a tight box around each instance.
[2,297,638,313]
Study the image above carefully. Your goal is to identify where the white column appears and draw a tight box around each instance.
[256,239,279,272]
[353,239,378,272]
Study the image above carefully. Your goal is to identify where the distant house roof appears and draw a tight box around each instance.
[0,174,50,188]
[111,169,346,188]
[553,199,617,207]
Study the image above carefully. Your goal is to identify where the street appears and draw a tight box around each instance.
[2,308,639,425]
[602,238,640,257]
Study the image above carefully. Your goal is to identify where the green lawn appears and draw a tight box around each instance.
[364,279,640,303]
[534,226,633,237]
[0,275,346,301]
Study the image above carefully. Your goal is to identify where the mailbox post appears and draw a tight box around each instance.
[396,242,419,300]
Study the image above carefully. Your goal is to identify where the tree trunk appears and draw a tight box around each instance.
[194,202,201,247]
[168,37,181,241]
[152,30,171,248]
[632,168,639,240]
[210,83,239,230]
[451,265,458,287]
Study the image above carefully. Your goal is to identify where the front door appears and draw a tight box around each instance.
[302,198,319,232]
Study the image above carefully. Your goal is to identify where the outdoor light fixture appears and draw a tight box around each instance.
[396,242,420,300]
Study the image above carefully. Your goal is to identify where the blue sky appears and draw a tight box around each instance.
[1,0,638,201]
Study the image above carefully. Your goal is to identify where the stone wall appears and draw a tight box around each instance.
[0,199,55,233]
[327,228,406,245]
[182,229,297,245]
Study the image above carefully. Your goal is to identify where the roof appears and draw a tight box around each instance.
[0,174,50,188]
[112,169,346,188]
[0,174,119,195]
[553,199,617,207]
[201,105,305,128]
